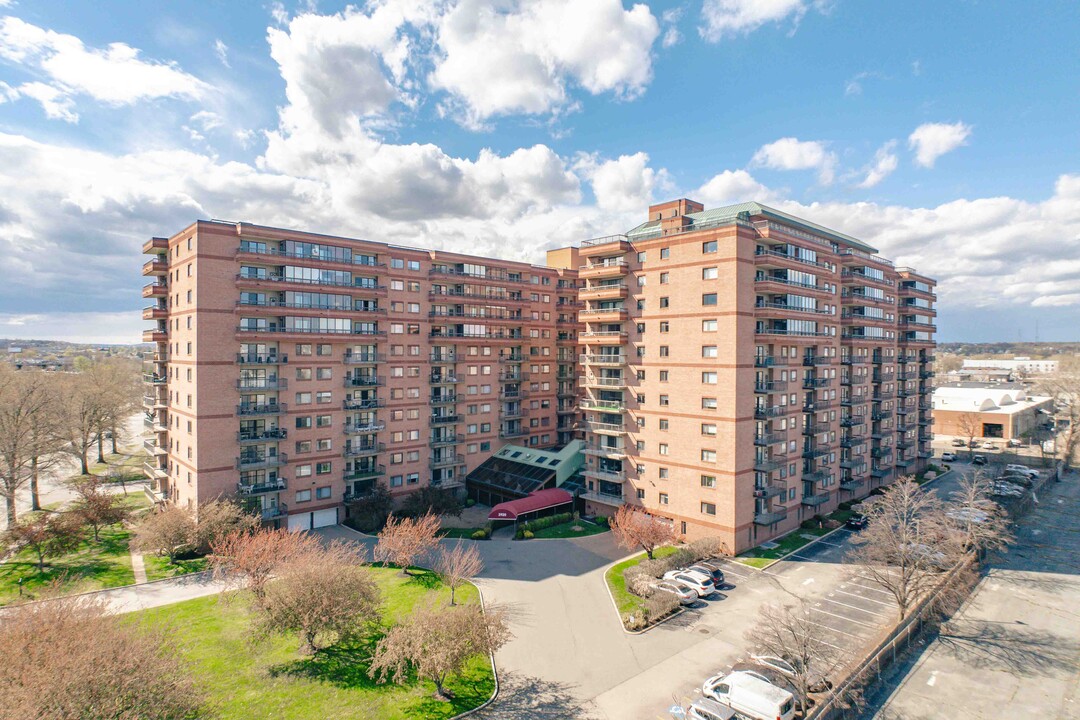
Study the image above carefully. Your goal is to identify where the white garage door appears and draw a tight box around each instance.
[286,513,309,533]
[312,508,338,529]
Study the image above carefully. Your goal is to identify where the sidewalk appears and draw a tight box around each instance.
[7,571,229,617]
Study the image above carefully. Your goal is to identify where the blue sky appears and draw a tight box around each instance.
[0,0,1077,343]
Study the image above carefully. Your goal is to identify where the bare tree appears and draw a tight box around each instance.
[434,541,484,606]
[1038,369,1080,471]
[0,367,55,525]
[56,371,105,476]
[0,593,209,719]
[5,512,84,572]
[192,498,259,553]
[252,540,380,655]
[956,412,981,456]
[845,478,963,620]
[209,527,321,601]
[94,357,141,455]
[131,505,197,564]
[374,512,441,575]
[609,505,678,560]
[68,476,130,543]
[945,471,1013,556]
[370,602,511,701]
[745,600,850,710]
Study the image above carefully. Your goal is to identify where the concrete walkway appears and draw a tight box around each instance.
[130,551,148,585]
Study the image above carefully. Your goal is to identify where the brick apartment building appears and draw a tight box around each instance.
[142,221,580,531]
[550,200,936,553]
[142,199,935,550]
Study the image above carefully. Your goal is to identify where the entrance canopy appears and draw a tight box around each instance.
[487,488,573,521]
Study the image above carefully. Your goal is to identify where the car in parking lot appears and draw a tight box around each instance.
[688,561,725,588]
[702,671,796,720]
[941,451,958,462]
[951,438,966,447]
[687,697,737,720]
[947,508,990,524]
[662,569,715,597]
[845,513,868,530]
[750,654,833,693]
[972,454,988,465]
[981,441,998,450]
[991,481,1025,498]
[1007,438,1023,448]
[1005,464,1039,479]
[649,581,696,606]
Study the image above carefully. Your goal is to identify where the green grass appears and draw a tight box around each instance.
[530,519,609,539]
[734,509,853,567]
[143,554,210,581]
[604,545,680,616]
[137,567,494,720]
[437,527,484,539]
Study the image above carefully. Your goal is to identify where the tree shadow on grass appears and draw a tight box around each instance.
[266,634,389,693]
[406,570,442,590]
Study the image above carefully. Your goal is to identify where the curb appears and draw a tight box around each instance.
[601,546,689,635]
[4,569,216,609]
[449,578,500,719]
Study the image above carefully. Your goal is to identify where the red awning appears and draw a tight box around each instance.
[487,488,573,521]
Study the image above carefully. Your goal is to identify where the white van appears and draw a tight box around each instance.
[702,670,796,720]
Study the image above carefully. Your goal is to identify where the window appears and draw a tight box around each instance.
[295,440,312,453]
[316,462,331,475]
[659,322,669,333]
[390,475,403,487]
[659,272,669,284]
[702,293,717,306]
[316,415,332,427]
[295,490,312,502]
[316,438,331,451]
[296,367,312,381]
[296,464,312,477]
[701,475,716,488]
[659,296,669,309]
[659,419,669,430]
[659,394,669,406]
[659,370,669,382]
[407,260,420,271]
[659,492,669,505]
[296,344,312,356]
[659,346,669,357]
[636,275,646,287]
[659,443,669,455]
[315,486,331,500]
[702,319,717,332]
[660,247,670,259]
[317,344,332,356]
[702,345,717,358]
[637,251,646,262]
[296,416,312,428]
[316,391,332,404]
[702,372,718,384]
[295,392,312,405]
[636,488,645,500]
[703,241,717,253]
[701,423,717,436]
[703,267,718,280]
[637,322,646,333]
[390,258,404,269]
[701,502,716,515]
[701,449,717,462]
[702,397,718,409]
[316,367,332,380]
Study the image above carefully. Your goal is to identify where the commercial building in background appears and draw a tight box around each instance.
[142,221,579,531]
[961,357,1059,375]
[554,200,936,553]
[932,383,1053,440]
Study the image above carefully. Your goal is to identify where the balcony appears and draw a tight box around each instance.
[581,490,626,507]
[841,355,868,365]
[840,416,865,427]
[579,307,628,322]
[755,274,824,294]
[802,491,831,507]
[579,258,629,279]
[754,380,780,393]
[429,435,459,447]
[345,464,386,480]
[871,448,893,460]
[237,378,288,391]
[556,404,578,414]
[430,454,465,468]
[753,456,786,472]
[237,478,287,496]
[499,408,526,420]
[143,439,167,456]
[236,353,287,365]
[754,355,787,368]
[498,353,525,363]
[344,376,384,388]
[343,397,384,411]
[237,429,287,444]
[584,443,626,459]
[580,354,625,366]
[579,234,630,256]
[259,504,288,521]
[754,509,788,526]
[871,393,894,402]
[754,405,785,419]
[344,352,385,364]
[754,431,785,447]
[143,462,167,480]
[236,403,285,416]
[803,421,830,436]
[840,435,865,448]
[754,247,832,271]
[871,410,893,421]
[499,428,527,439]
[144,373,167,385]
[803,400,832,413]
[581,330,627,345]
[583,420,625,435]
[580,375,626,388]
[431,373,461,384]
[755,326,830,338]
[756,301,831,318]
[430,352,457,363]
[584,468,627,483]
[142,306,168,321]
[142,259,168,276]
[802,444,830,459]
[143,237,169,254]
[344,421,385,434]
[580,399,626,412]
[839,456,865,470]
[498,389,527,401]
[802,377,831,389]
[430,414,460,425]
[871,465,890,479]
[236,453,287,470]
[498,370,529,382]
[142,282,168,299]
[840,477,865,492]
[429,393,458,405]
[142,329,168,343]
[754,482,786,500]
[579,283,628,300]
[343,443,385,458]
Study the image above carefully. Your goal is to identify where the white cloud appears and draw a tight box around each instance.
[844,70,886,96]
[751,137,837,185]
[0,312,145,344]
[576,152,670,212]
[213,38,229,67]
[856,140,899,188]
[430,0,659,126]
[661,7,683,47]
[695,169,773,206]
[0,16,208,121]
[908,121,971,168]
[699,0,824,41]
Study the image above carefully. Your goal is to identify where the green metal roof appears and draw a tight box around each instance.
[625,201,878,254]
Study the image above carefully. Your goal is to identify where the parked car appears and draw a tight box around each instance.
[688,562,725,588]
[968,439,980,448]
[702,671,796,720]
[947,508,990,524]
[991,482,1025,498]
[998,472,1033,487]
[982,441,998,450]
[972,455,988,465]
[903,543,951,570]
[649,581,696,606]
[662,569,715,597]
[688,697,738,720]
[1007,438,1023,448]
[941,452,958,462]
[951,438,966,447]
[750,654,833,693]
[1005,464,1039,479]
[845,513,868,530]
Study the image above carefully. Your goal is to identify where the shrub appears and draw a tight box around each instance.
[399,487,464,519]
[519,512,574,533]
[465,498,476,508]
[514,530,524,540]
[345,485,393,533]
[470,529,487,540]
[687,536,725,560]
[624,568,654,597]
[644,591,681,623]
[594,515,608,528]
[623,612,647,631]
[522,530,534,540]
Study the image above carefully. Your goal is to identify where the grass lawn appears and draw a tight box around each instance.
[438,527,484,539]
[734,508,855,568]
[530,519,609,539]
[138,567,494,720]
[604,545,680,616]
[143,554,210,581]
[0,493,152,604]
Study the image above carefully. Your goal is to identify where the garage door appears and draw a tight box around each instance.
[312,508,338,529]
[286,513,309,533]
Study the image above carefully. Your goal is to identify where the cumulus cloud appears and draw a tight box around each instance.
[575,152,671,212]
[695,169,773,206]
[430,0,659,127]
[856,140,899,188]
[908,121,971,168]
[0,16,208,120]
[699,0,824,41]
[751,137,837,184]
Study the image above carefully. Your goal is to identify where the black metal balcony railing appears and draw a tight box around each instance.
[344,464,386,480]
[343,443,385,458]
[430,414,460,425]
[430,454,465,468]
[237,429,287,443]
[237,478,287,496]
[429,435,460,447]
[344,352,385,364]
[236,353,288,365]
[343,397,383,410]
[754,431,785,446]
[802,444,830,459]
[430,394,458,404]
[236,453,287,470]
[430,373,461,384]
[344,376,384,387]
[236,378,288,391]
[430,352,457,363]
[803,377,831,389]
[754,405,785,419]
[236,403,285,416]
[755,381,780,393]
[343,421,385,434]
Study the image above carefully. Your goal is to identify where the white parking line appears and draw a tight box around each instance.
[822,596,889,619]
[815,540,844,548]
[834,588,895,607]
[812,606,880,629]
[850,578,898,597]
[804,618,866,640]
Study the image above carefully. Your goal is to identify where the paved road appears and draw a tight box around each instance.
[870,471,1080,719]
